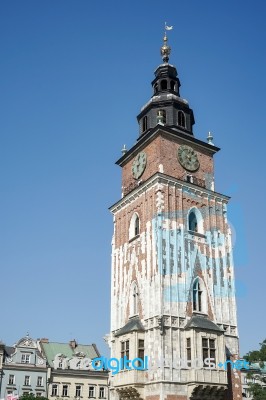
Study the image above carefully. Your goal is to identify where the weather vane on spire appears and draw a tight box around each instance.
[164,22,173,35]
[161,22,173,63]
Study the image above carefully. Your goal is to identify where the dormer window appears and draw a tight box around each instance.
[21,354,30,364]
[178,110,186,127]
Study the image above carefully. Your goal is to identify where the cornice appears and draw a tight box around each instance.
[109,172,230,213]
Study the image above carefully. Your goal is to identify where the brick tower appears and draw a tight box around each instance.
[108,32,241,400]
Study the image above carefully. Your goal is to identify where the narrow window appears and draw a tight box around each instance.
[202,338,216,363]
[8,375,15,385]
[133,284,138,315]
[129,213,140,240]
[161,80,167,90]
[142,116,148,133]
[154,83,158,94]
[75,385,81,397]
[52,384,58,396]
[89,387,95,398]
[62,385,69,397]
[193,279,203,312]
[157,109,166,125]
[186,338,191,361]
[121,340,130,361]
[99,387,105,399]
[170,80,175,91]
[178,111,186,127]
[37,376,43,387]
[138,339,145,361]
[24,376,30,386]
[189,211,198,232]
[135,216,140,236]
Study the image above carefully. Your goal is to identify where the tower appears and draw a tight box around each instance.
[109,32,241,400]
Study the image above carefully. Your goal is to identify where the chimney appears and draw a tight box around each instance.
[69,339,77,349]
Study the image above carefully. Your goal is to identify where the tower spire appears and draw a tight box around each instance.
[160,22,173,63]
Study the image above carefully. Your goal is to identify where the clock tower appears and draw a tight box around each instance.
[108,33,242,400]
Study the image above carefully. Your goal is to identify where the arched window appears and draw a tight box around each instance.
[170,80,175,91]
[129,213,140,240]
[178,111,186,127]
[142,116,147,133]
[193,279,203,312]
[161,80,167,90]
[157,109,166,125]
[189,211,198,232]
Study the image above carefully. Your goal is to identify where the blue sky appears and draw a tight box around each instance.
[0,0,265,357]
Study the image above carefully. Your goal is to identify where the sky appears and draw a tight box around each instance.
[0,0,265,357]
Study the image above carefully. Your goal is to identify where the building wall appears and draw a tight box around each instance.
[0,336,47,398]
[47,370,108,400]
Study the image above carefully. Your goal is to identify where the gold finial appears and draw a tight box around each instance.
[161,22,173,63]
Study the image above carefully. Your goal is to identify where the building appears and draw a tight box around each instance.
[40,339,108,400]
[241,363,266,399]
[108,33,242,400]
[0,335,47,398]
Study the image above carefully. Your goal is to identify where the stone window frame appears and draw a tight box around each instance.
[62,384,69,397]
[51,384,58,397]
[24,375,30,386]
[21,353,31,364]
[75,385,82,398]
[8,374,15,385]
[187,207,204,234]
[37,376,43,387]
[192,277,207,314]
[88,386,95,398]
[99,387,106,399]
[129,212,140,241]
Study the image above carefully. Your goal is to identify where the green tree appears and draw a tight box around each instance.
[244,340,266,367]
[244,340,266,399]
[19,394,49,400]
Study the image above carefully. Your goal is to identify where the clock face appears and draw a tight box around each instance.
[178,145,200,171]
[132,151,147,179]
